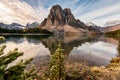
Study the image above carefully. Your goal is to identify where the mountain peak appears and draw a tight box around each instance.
[86,22,96,26]
[51,5,62,10]
[64,8,71,13]
[26,22,39,29]
[45,5,66,27]
[11,23,23,26]
[40,5,80,28]
[40,5,97,33]
[50,5,63,16]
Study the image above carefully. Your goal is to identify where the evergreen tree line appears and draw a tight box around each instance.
[0,27,53,34]
[105,29,120,40]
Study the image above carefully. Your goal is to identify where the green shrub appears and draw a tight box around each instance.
[0,45,37,80]
[49,43,65,80]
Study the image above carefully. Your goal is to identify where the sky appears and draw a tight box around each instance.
[0,0,120,27]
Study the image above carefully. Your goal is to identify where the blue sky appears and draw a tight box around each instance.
[0,0,120,27]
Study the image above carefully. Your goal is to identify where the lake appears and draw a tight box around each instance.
[0,35,118,69]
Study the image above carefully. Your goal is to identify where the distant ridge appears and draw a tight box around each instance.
[0,22,39,30]
[101,23,120,33]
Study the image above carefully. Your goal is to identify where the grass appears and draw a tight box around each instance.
[37,57,120,80]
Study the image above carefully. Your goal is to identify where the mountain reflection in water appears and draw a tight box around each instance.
[0,35,118,68]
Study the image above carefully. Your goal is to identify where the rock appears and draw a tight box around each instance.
[86,22,101,31]
[63,8,76,23]
[40,5,97,34]
[0,22,39,30]
[41,18,47,27]
[0,22,25,30]
[26,22,39,29]
[110,57,120,63]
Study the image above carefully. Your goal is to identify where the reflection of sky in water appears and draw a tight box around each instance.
[70,41,117,61]
[1,41,50,56]
[0,39,50,67]
[0,36,118,66]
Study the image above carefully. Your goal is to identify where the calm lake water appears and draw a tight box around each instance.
[0,35,118,68]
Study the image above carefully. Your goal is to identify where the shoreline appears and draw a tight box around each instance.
[0,33,53,36]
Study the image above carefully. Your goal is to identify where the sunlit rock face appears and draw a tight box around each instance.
[40,5,98,35]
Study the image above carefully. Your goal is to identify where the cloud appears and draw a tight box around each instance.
[78,4,120,26]
[91,13,120,27]
[0,0,120,27]
[0,0,49,25]
[73,0,79,2]
[36,5,50,20]
[79,4,120,21]
[104,20,120,26]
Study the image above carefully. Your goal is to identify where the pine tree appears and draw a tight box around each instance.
[49,43,65,80]
[0,45,37,80]
[117,40,120,57]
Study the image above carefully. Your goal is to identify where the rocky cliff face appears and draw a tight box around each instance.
[40,5,97,34]
[41,5,65,27]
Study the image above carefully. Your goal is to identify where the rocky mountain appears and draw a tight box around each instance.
[101,23,120,33]
[26,22,39,29]
[86,22,101,32]
[0,22,25,30]
[86,22,97,27]
[0,22,40,30]
[40,5,98,35]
